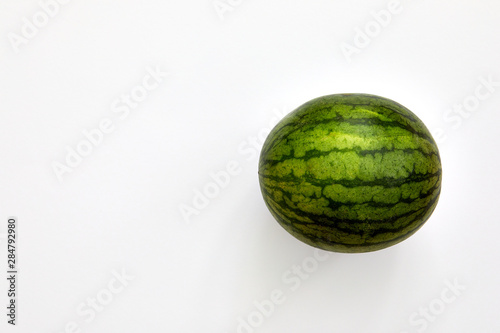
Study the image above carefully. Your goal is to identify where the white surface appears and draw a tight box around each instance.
[0,1,499,332]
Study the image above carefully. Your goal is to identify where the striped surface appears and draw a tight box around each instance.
[258,94,442,253]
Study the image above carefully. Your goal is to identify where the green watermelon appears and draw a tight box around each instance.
[258,94,441,253]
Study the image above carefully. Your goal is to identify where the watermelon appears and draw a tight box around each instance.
[258,94,441,253]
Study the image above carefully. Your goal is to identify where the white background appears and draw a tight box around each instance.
[1,0,499,332]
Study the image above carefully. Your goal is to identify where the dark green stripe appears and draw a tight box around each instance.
[262,175,440,211]
[260,169,441,189]
[263,185,440,246]
[353,101,419,124]
[284,115,434,145]
[265,181,439,230]
[260,146,438,168]
[260,183,439,238]
[261,118,437,165]
[292,199,434,250]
